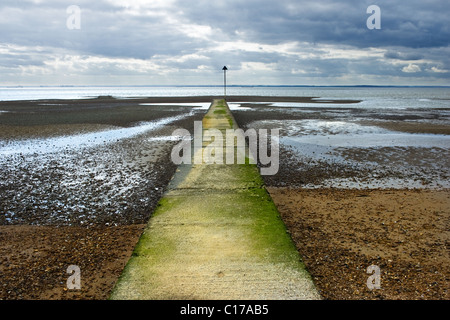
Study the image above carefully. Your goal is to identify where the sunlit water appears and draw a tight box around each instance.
[1,85,449,108]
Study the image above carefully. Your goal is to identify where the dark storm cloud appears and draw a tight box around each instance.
[384,51,423,61]
[177,0,450,48]
[3,0,448,57]
[0,0,449,85]
[0,0,187,59]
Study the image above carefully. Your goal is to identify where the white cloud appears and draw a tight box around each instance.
[240,62,277,72]
[317,45,385,60]
[430,66,448,73]
[104,0,176,11]
[177,22,214,40]
[402,64,421,73]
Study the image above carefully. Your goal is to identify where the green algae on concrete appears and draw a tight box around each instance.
[109,99,321,300]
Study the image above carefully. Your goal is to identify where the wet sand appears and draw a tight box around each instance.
[268,188,449,300]
[0,224,146,299]
[0,96,449,300]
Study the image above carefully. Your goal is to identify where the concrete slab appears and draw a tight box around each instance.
[109,99,321,300]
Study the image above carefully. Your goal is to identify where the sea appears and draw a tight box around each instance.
[0,85,449,109]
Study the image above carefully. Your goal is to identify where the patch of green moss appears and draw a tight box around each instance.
[234,187,303,265]
[131,227,177,258]
[152,197,178,217]
[226,115,234,128]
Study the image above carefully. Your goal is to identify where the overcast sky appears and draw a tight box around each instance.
[1,0,449,86]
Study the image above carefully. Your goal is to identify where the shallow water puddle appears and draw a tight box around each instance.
[0,113,190,155]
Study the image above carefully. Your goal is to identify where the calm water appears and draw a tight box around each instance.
[0,86,450,110]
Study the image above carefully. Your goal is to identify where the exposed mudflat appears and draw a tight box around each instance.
[0,97,204,299]
[1,96,449,300]
[233,101,449,300]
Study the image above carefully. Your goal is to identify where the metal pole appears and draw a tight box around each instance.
[222,66,228,98]
[224,69,226,97]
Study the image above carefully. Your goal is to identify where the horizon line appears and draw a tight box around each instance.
[2,84,450,88]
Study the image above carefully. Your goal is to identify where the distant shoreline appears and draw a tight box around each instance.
[1,86,448,103]
[2,85,450,88]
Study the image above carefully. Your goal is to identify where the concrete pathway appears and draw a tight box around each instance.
[109,99,321,300]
